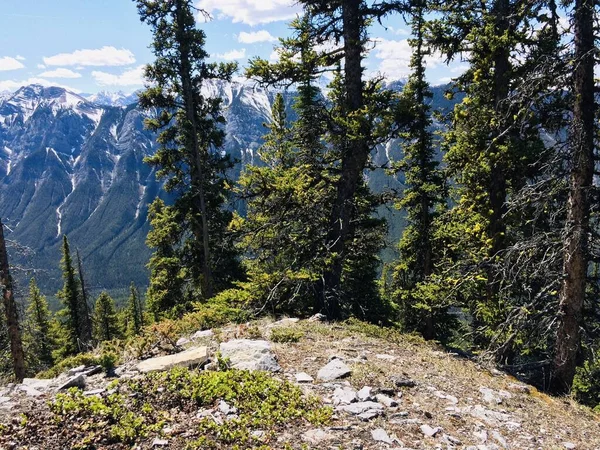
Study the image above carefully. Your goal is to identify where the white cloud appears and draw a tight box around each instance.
[91,65,145,86]
[15,55,26,61]
[39,68,82,79]
[44,46,135,67]
[373,39,444,80]
[238,30,277,44]
[388,26,410,36]
[197,0,300,26]
[37,64,46,69]
[0,56,25,71]
[269,49,280,63]
[217,48,246,60]
[0,77,80,93]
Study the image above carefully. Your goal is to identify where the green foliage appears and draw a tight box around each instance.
[137,0,242,313]
[24,278,56,371]
[573,358,600,411]
[270,327,304,343]
[99,350,118,376]
[37,353,100,379]
[126,282,144,337]
[93,292,121,343]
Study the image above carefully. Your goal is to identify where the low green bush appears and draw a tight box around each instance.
[270,327,304,343]
[37,353,100,379]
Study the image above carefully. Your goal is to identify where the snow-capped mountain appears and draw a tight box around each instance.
[83,90,141,107]
[0,81,455,294]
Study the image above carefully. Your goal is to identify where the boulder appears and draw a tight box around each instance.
[21,378,54,391]
[137,346,209,373]
[295,372,314,383]
[219,340,281,372]
[57,374,86,391]
[317,359,351,381]
[192,330,214,340]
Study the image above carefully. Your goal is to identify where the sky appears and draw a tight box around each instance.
[0,0,465,94]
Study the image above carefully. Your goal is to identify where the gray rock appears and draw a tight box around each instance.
[491,431,508,449]
[18,385,43,397]
[21,378,53,391]
[192,329,214,340]
[57,374,86,391]
[152,438,169,447]
[357,386,373,402]
[480,387,502,404]
[302,429,335,445]
[375,354,397,361]
[220,339,280,372]
[420,424,441,438]
[376,393,398,407]
[308,313,327,322]
[337,401,384,416]
[392,377,417,388]
[176,337,191,346]
[0,397,11,404]
[371,428,393,444]
[80,366,103,377]
[295,372,314,383]
[317,359,351,381]
[333,386,357,405]
[137,346,209,373]
[464,405,514,426]
[67,365,86,376]
[562,443,576,449]
[358,410,381,421]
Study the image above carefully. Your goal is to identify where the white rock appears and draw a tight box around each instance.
[333,386,357,405]
[317,359,351,381]
[479,387,502,404]
[376,393,398,407]
[308,313,327,322]
[21,378,53,391]
[218,400,237,415]
[57,374,86,391]
[18,385,43,397]
[357,386,373,402]
[192,329,214,340]
[491,431,508,449]
[420,424,441,438]
[371,428,393,444]
[152,438,169,447]
[176,337,190,346]
[562,443,576,449]
[375,354,397,361]
[219,339,281,372]
[67,365,86,376]
[137,346,209,373]
[337,401,383,416]
[295,372,314,383]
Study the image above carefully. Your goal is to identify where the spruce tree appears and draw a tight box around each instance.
[93,292,120,343]
[137,0,241,304]
[57,235,86,355]
[391,1,447,340]
[25,278,54,369]
[127,282,144,336]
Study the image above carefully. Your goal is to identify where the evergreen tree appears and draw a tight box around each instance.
[145,199,186,319]
[552,0,597,393]
[390,1,448,340]
[127,282,144,336]
[0,219,25,381]
[93,292,120,343]
[25,278,54,369]
[57,235,87,355]
[75,249,93,346]
[137,0,241,305]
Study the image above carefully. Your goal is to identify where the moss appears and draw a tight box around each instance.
[270,327,304,343]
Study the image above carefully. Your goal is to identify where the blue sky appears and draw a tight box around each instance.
[0,0,463,94]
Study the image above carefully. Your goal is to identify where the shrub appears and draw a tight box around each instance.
[270,327,304,343]
[37,353,100,379]
[573,359,600,411]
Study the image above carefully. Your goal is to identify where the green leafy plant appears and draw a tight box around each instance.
[270,327,304,343]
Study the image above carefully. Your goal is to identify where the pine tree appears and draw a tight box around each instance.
[57,235,87,355]
[552,0,597,393]
[137,0,241,305]
[127,282,144,336]
[75,249,93,346]
[25,278,54,369]
[0,219,25,381]
[390,1,448,340]
[93,292,120,343]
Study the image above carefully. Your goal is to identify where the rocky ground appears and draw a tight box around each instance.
[0,317,598,449]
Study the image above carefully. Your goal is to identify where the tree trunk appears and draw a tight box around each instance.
[320,0,369,319]
[0,220,26,382]
[175,0,214,299]
[76,249,93,348]
[552,0,595,393]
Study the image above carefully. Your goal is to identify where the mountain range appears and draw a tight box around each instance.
[0,81,455,297]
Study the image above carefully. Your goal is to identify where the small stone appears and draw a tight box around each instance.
[302,429,335,445]
[308,313,327,322]
[219,340,281,372]
[295,372,314,383]
[152,438,169,447]
[192,329,214,340]
[84,389,106,396]
[358,411,380,421]
[317,359,352,381]
[420,424,441,438]
[251,430,265,440]
[479,387,502,404]
[562,443,576,449]
[57,374,85,391]
[338,401,384,416]
[375,393,398,407]
[393,377,417,388]
[333,386,357,405]
[473,429,488,442]
[444,434,462,445]
[356,386,373,402]
[371,428,393,444]
[176,337,190,346]
[218,400,237,415]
